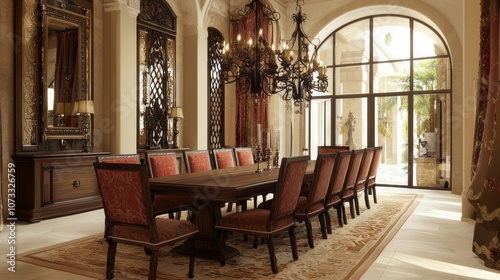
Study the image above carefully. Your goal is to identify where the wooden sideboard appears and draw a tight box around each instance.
[12,152,109,222]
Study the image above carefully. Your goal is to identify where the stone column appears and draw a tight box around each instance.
[101,0,140,154]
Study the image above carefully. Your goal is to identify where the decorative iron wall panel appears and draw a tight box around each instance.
[137,0,176,149]
[208,27,225,149]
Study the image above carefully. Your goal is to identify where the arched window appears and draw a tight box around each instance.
[310,15,451,188]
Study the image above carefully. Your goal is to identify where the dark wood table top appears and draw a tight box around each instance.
[149,160,316,203]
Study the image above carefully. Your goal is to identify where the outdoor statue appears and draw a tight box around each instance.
[345,111,356,148]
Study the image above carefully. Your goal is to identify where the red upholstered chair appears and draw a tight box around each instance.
[146,152,195,219]
[299,146,349,197]
[93,163,198,279]
[215,156,309,274]
[234,147,255,166]
[234,147,267,209]
[339,149,364,221]
[258,153,337,248]
[317,145,350,156]
[184,150,212,173]
[324,150,352,231]
[213,148,236,169]
[353,147,375,215]
[366,146,383,204]
[213,148,247,212]
[97,154,141,164]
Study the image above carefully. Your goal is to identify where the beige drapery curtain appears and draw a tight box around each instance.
[467,0,500,271]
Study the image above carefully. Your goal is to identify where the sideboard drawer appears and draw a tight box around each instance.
[42,160,99,204]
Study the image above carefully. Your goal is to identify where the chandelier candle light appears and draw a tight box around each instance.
[221,0,328,110]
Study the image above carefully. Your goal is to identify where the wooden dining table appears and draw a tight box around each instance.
[149,160,316,261]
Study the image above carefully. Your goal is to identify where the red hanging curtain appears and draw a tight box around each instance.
[234,2,270,149]
[467,0,500,271]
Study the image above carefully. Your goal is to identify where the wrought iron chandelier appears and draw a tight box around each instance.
[221,0,328,107]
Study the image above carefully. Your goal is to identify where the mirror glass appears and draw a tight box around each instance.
[42,1,91,140]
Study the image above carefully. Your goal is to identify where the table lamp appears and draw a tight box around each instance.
[170,107,184,149]
[77,100,95,152]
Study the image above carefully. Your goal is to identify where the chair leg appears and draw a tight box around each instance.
[174,210,182,220]
[325,207,333,234]
[318,211,328,239]
[341,203,348,224]
[218,232,227,266]
[106,240,117,280]
[267,236,278,274]
[354,193,361,215]
[305,217,314,248]
[289,226,298,260]
[364,190,371,209]
[226,202,233,212]
[187,237,195,278]
[148,248,159,280]
[372,185,378,204]
[336,204,343,227]
[349,198,356,218]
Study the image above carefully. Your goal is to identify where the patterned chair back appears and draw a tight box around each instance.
[97,154,140,164]
[325,151,352,205]
[234,147,254,166]
[304,153,337,212]
[269,156,309,229]
[355,148,375,192]
[94,163,151,227]
[184,150,212,173]
[342,149,364,199]
[213,148,236,169]
[146,152,179,178]
[317,145,349,157]
[367,146,383,187]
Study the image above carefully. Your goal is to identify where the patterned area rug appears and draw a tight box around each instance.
[17,193,420,279]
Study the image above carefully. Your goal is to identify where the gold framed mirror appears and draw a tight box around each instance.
[41,0,92,140]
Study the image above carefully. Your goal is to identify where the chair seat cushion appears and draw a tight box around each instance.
[259,196,323,216]
[326,194,341,206]
[295,197,323,215]
[152,194,194,212]
[215,209,294,234]
[110,218,198,246]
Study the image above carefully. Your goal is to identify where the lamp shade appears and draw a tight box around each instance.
[170,107,184,119]
[56,102,72,114]
[77,100,95,114]
[71,101,79,115]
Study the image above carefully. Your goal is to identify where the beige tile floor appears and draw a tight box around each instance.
[1,187,500,279]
